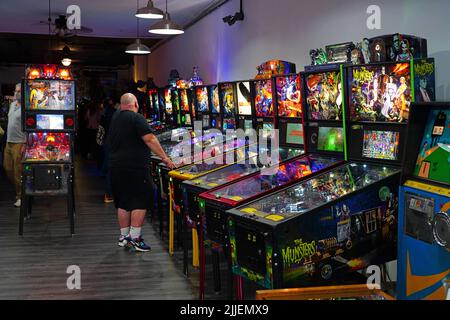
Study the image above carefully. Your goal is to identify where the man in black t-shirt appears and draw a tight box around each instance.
[108,93,176,252]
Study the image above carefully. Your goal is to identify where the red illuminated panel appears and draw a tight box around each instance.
[65,117,74,128]
[26,116,36,127]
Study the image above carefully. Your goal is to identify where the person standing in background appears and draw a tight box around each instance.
[108,93,176,252]
[85,102,102,160]
[99,97,118,203]
[3,83,26,207]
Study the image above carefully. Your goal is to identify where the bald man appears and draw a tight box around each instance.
[108,93,176,252]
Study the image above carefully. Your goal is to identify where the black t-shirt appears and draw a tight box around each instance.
[108,110,154,169]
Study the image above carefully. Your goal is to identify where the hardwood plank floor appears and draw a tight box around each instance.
[0,156,200,300]
[0,155,369,300]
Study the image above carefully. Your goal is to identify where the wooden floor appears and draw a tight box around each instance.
[0,156,375,300]
[0,157,215,300]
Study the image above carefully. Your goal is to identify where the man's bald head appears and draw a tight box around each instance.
[120,93,138,112]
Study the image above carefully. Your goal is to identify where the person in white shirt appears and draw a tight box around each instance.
[3,83,26,207]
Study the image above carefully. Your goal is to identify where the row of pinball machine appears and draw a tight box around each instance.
[16,33,449,300]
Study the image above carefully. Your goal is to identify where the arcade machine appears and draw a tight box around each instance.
[251,77,276,135]
[162,87,178,128]
[219,82,238,131]
[147,88,159,121]
[274,73,305,151]
[209,85,222,130]
[168,142,255,256]
[146,88,168,134]
[249,60,296,138]
[19,64,76,235]
[193,85,212,130]
[181,122,306,284]
[196,67,347,299]
[235,80,254,131]
[225,58,435,298]
[397,102,450,300]
[171,86,182,127]
[178,86,195,129]
[164,81,251,260]
[154,82,244,237]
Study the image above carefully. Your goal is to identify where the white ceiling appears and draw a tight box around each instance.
[0,0,218,38]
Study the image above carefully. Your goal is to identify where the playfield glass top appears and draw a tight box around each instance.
[414,108,450,184]
[236,163,399,220]
[168,136,248,168]
[185,147,304,190]
[24,79,75,111]
[23,132,71,162]
[186,157,261,189]
[305,71,342,120]
[156,128,190,142]
[348,63,411,122]
[208,154,341,203]
[171,147,258,180]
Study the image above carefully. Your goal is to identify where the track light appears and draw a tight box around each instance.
[223,0,244,26]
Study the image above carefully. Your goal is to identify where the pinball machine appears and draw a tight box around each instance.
[193,85,213,130]
[145,88,167,134]
[218,82,238,131]
[397,102,450,300]
[209,85,222,130]
[168,142,256,257]
[196,66,347,299]
[19,64,76,235]
[162,87,178,128]
[178,87,195,129]
[155,129,247,242]
[181,74,305,296]
[235,80,254,131]
[147,88,160,122]
[225,58,435,298]
[251,77,276,136]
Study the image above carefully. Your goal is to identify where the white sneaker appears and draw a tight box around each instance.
[14,199,21,208]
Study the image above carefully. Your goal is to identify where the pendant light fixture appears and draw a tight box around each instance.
[126,0,151,54]
[148,0,184,35]
[61,45,72,66]
[136,0,164,19]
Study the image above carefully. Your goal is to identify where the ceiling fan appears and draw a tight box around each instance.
[36,0,93,38]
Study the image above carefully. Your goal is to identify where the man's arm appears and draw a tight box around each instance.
[142,133,176,169]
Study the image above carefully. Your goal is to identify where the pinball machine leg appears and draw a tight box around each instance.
[183,213,189,276]
[18,194,26,236]
[176,205,183,249]
[223,244,234,300]
[192,229,199,268]
[71,168,76,216]
[169,187,174,256]
[68,194,75,236]
[26,196,32,220]
[235,275,244,300]
[212,248,221,294]
[158,191,164,239]
[198,223,205,300]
